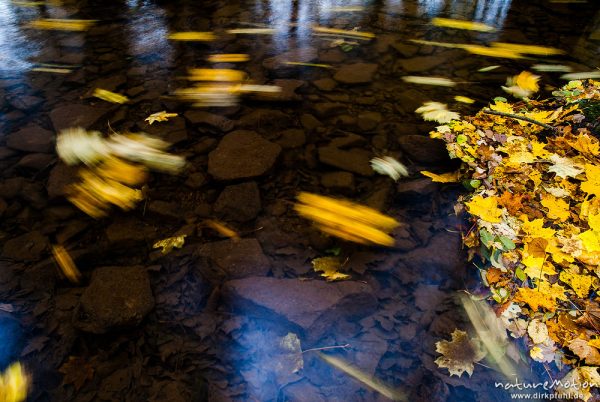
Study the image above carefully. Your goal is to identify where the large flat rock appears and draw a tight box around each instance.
[318,146,373,176]
[334,63,378,84]
[223,277,374,329]
[208,131,281,180]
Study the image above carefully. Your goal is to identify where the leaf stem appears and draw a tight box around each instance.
[482,108,557,132]
[302,344,350,354]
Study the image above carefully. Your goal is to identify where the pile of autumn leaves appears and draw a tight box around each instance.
[433,79,600,399]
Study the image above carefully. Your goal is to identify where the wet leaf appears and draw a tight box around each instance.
[431,17,496,32]
[311,256,350,281]
[51,245,81,283]
[435,329,486,377]
[59,357,94,391]
[188,68,247,82]
[561,71,600,80]
[205,220,240,241]
[153,235,186,254]
[56,127,110,166]
[226,28,276,35]
[92,88,129,104]
[527,319,549,344]
[0,363,28,402]
[454,96,475,104]
[312,26,375,39]
[145,111,178,125]
[477,65,500,72]
[284,62,333,69]
[370,157,409,181]
[556,367,600,401]
[532,64,573,73]
[463,45,523,59]
[568,339,600,365]
[490,42,565,56]
[559,271,593,298]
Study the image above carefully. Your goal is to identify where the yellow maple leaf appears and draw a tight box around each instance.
[588,339,600,349]
[489,101,514,114]
[514,71,540,92]
[579,230,600,253]
[465,195,503,223]
[547,238,575,264]
[145,111,178,125]
[508,151,535,165]
[312,257,351,281]
[568,134,600,157]
[520,217,555,240]
[560,271,593,298]
[531,140,551,159]
[541,195,570,221]
[515,281,567,312]
[420,170,460,182]
[581,164,600,196]
[521,255,557,279]
[152,235,186,254]
[0,362,28,402]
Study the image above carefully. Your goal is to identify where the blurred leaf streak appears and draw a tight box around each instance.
[205,220,240,241]
[284,61,334,69]
[318,352,406,401]
[51,245,81,283]
[26,19,96,31]
[207,54,250,63]
[92,88,129,104]
[167,31,216,41]
[402,76,457,87]
[312,25,375,39]
[0,362,28,402]
[226,28,276,35]
[431,17,496,32]
[31,67,72,74]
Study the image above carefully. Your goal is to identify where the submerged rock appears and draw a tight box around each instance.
[2,231,47,262]
[318,146,373,176]
[197,238,271,278]
[50,104,112,131]
[6,125,54,153]
[223,277,375,329]
[74,266,154,334]
[214,181,261,222]
[334,63,378,84]
[208,131,281,180]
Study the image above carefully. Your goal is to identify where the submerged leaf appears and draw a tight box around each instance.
[145,111,178,125]
[421,170,460,182]
[312,256,350,281]
[153,235,187,254]
[435,329,486,377]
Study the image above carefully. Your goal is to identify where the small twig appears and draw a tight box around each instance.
[482,108,557,131]
[302,344,350,354]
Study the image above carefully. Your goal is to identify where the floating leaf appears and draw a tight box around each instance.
[435,329,486,377]
[0,363,28,402]
[431,17,496,32]
[568,339,600,365]
[153,235,186,254]
[415,102,460,123]
[420,170,460,182]
[463,45,523,59]
[527,319,550,344]
[402,76,456,87]
[168,31,216,41]
[556,367,600,401]
[311,256,350,281]
[294,192,399,247]
[312,26,375,39]
[145,111,178,125]
[27,18,95,31]
[207,54,250,63]
[51,245,81,283]
[370,157,409,181]
[56,127,110,166]
[490,42,565,56]
[454,96,475,104]
[560,71,600,80]
[92,88,129,104]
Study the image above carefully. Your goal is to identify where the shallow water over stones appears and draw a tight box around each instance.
[0,0,598,401]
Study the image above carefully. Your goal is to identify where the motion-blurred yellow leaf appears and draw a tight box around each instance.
[294,192,399,247]
[431,17,496,32]
[205,220,240,241]
[463,45,523,59]
[0,363,28,402]
[51,245,81,283]
[311,257,350,281]
[490,42,565,56]
[27,18,95,31]
[168,31,216,41]
[92,88,129,104]
[188,69,247,82]
[93,157,147,186]
[454,96,475,104]
[402,76,456,87]
[208,54,250,63]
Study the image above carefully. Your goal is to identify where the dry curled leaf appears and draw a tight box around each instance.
[435,329,486,377]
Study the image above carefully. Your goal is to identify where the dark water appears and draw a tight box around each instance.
[0,1,599,401]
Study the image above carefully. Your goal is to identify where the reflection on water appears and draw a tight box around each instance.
[0,0,38,73]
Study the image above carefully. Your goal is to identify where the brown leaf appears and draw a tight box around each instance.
[59,356,94,391]
[435,329,486,377]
